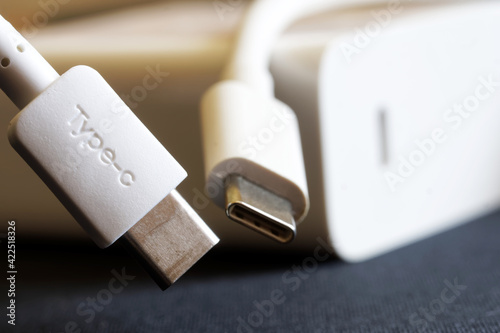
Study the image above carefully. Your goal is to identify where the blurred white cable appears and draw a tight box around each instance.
[201,0,465,243]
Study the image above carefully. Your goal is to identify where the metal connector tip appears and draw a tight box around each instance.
[122,190,219,290]
[225,175,296,244]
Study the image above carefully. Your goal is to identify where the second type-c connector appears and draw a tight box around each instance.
[225,174,296,243]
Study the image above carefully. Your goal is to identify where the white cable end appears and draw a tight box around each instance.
[201,80,309,239]
[8,66,188,248]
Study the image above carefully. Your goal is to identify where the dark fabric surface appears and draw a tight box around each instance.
[3,210,500,333]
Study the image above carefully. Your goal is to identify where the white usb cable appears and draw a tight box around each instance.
[0,15,219,290]
[201,0,375,243]
[201,0,460,243]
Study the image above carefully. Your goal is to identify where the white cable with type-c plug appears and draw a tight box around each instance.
[0,15,219,290]
[201,0,460,243]
[201,0,379,243]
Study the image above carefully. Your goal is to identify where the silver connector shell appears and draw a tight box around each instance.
[225,175,296,243]
[123,190,219,290]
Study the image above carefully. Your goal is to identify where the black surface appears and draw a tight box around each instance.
[3,211,500,333]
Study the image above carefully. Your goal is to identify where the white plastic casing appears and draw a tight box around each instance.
[272,2,500,260]
[201,81,309,222]
[8,65,187,248]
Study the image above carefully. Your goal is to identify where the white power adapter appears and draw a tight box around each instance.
[272,1,500,261]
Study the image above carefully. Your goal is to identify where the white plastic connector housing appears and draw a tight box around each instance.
[8,65,187,248]
[200,80,309,223]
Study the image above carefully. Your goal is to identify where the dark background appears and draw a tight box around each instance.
[2,210,500,333]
